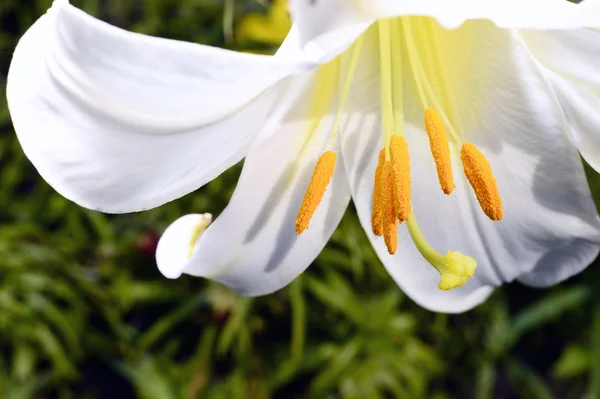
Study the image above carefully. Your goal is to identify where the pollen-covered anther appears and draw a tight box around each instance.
[371,149,386,236]
[381,161,398,255]
[295,151,337,235]
[438,250,477,290]
[424,108,455,195]
[390,135,411,222]
[460,143,503,221]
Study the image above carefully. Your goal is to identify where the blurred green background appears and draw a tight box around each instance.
[2,0,600,398]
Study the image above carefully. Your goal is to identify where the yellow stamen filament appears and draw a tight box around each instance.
[295,151,337,234]
[403,19,461,144]
[297,60,339,159]
[381,161,398,255]
[371,149,386,236]
[461,143,503,221]
[390,19,404,136]
[424,108,455,195]
[424,20,460,133]
[379,19,395,155]
[402,19,428,110]
[390,135,411,222]
[328,36,364,149]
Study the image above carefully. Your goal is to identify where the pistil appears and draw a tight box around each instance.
[406,212,476,290]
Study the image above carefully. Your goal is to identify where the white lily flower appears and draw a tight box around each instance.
[7,0,600,312]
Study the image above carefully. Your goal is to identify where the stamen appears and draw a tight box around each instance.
[424,108,455,195]
[424,19,460,132]
[381,161,398,255]
[188,213,213,259]
[371,149,386,236]
[406,212,477,290]
[390,19,404,136]
[328,36,364,149]
[379,19,395,154]
[294,59,340,164]
[402,19,428,110]
[461,143,503,221]
[403,19,462,144]
[295,151,337,234]
[390,135,411,222]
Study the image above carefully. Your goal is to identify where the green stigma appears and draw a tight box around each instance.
[438,251,477,290]
[406,211,477,290]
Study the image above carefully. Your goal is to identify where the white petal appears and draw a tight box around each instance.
[7,1,312,213]
[276,23,369,66]
[519,28,600,174]
[289,0,600,57]
[156,213,212,279]
[339,23,600,313]
[517,238,600,287]
[160,72,351,296]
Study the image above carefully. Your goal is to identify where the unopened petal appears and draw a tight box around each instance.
[156,213,212,279]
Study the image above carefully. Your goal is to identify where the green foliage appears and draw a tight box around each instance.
[2,1,600,398]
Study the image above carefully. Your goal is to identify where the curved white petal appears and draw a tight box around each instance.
[7,1,320,213]
[339,23,600,313]
[156,213,212,279]
[289,0,600,56]
[276,23,369,66]
[157,72,351,296]
[519,27,600,174]
[517,238,600,287]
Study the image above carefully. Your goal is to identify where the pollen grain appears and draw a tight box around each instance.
[424,108,455,195]
[390,135,411,222]
[371,149,386,236]
[460,143,503,221]
[295,151,337,234]
[381,161,398,255]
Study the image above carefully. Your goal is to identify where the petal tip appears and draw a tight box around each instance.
[156,213,213,280]
[51,0,69,10]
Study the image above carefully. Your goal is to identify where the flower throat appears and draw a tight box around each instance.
[295,17,503,291]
